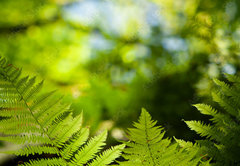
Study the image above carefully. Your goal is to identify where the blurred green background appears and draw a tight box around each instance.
[0,0,240,164]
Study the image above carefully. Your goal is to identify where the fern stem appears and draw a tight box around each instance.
[1,67,69,166]
[143,113,156,166]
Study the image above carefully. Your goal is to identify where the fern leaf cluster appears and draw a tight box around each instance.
[0,56,124,166]
[1,55,240,166]
[119,108,209,166]
[185,75,240,165]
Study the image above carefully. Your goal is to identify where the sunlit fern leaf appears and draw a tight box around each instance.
[193,104,234,130]
[6,145,59,156]
[24,158,66,166]
[61,128,89,160]
[24,80,44,102]
[119,108,207,166]
[72,130,108,165]
[185,120,225,141]
[174,139,211,166]
[224,73,240,83]
[185,76,240,165]
[88,144,125,166]
[212,91,238,117]
[0,56,124,165]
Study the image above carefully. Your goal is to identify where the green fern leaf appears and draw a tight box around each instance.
[119,108,207,166]
[61,127,89,160]
[88,144,125,166]
[187,76,240,165]
[72,130,108,165]
[0,56,123,165]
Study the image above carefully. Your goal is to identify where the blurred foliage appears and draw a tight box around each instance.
[1,0,240,154]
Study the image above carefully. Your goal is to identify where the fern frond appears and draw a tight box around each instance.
[88,144,125,166]
[0,135,52,144]
[22,158,67,166]
[51,113,83,147]
[174,138,198,151]
[61,128,89,160]
[224,73,240,83]
[24,80,44,101]
[187,76,240,165]
[8,145,59,156]
[72,130,108,165]
[119,108,207,166]
[212,91,238,116]
[185,120,224,141]
[0,56,123,165]
[193,104,236,130]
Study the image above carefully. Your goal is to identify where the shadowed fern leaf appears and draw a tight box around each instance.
[0,56,124,165]
[119,108,209,166]
[185,74,240,166]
